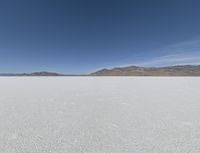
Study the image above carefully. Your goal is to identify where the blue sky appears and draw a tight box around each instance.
[0,0,200,74]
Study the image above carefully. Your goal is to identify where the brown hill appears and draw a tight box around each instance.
[91,65,200,76]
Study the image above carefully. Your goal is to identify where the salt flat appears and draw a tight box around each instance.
[0,77,200,153]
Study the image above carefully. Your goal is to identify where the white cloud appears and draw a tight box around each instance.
[134,38,200,67]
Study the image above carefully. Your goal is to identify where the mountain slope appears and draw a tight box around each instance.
[91,65,200,76]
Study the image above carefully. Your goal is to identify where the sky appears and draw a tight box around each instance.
[0,0,200,74]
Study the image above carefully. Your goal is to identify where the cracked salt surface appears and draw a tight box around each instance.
[0,77,200,153]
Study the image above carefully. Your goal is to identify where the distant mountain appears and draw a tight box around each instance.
[2,65,200,76]
[30,71,63,76]
[0,71,64,76]
[91,65,200,76]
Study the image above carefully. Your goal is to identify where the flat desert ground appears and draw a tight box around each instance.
[0,77,200,153]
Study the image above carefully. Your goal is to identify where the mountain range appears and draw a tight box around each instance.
[0,71,64,76]
[91,65,200,76]
[1,65,200,76]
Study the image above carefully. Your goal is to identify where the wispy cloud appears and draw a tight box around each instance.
[135,38,200,67]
